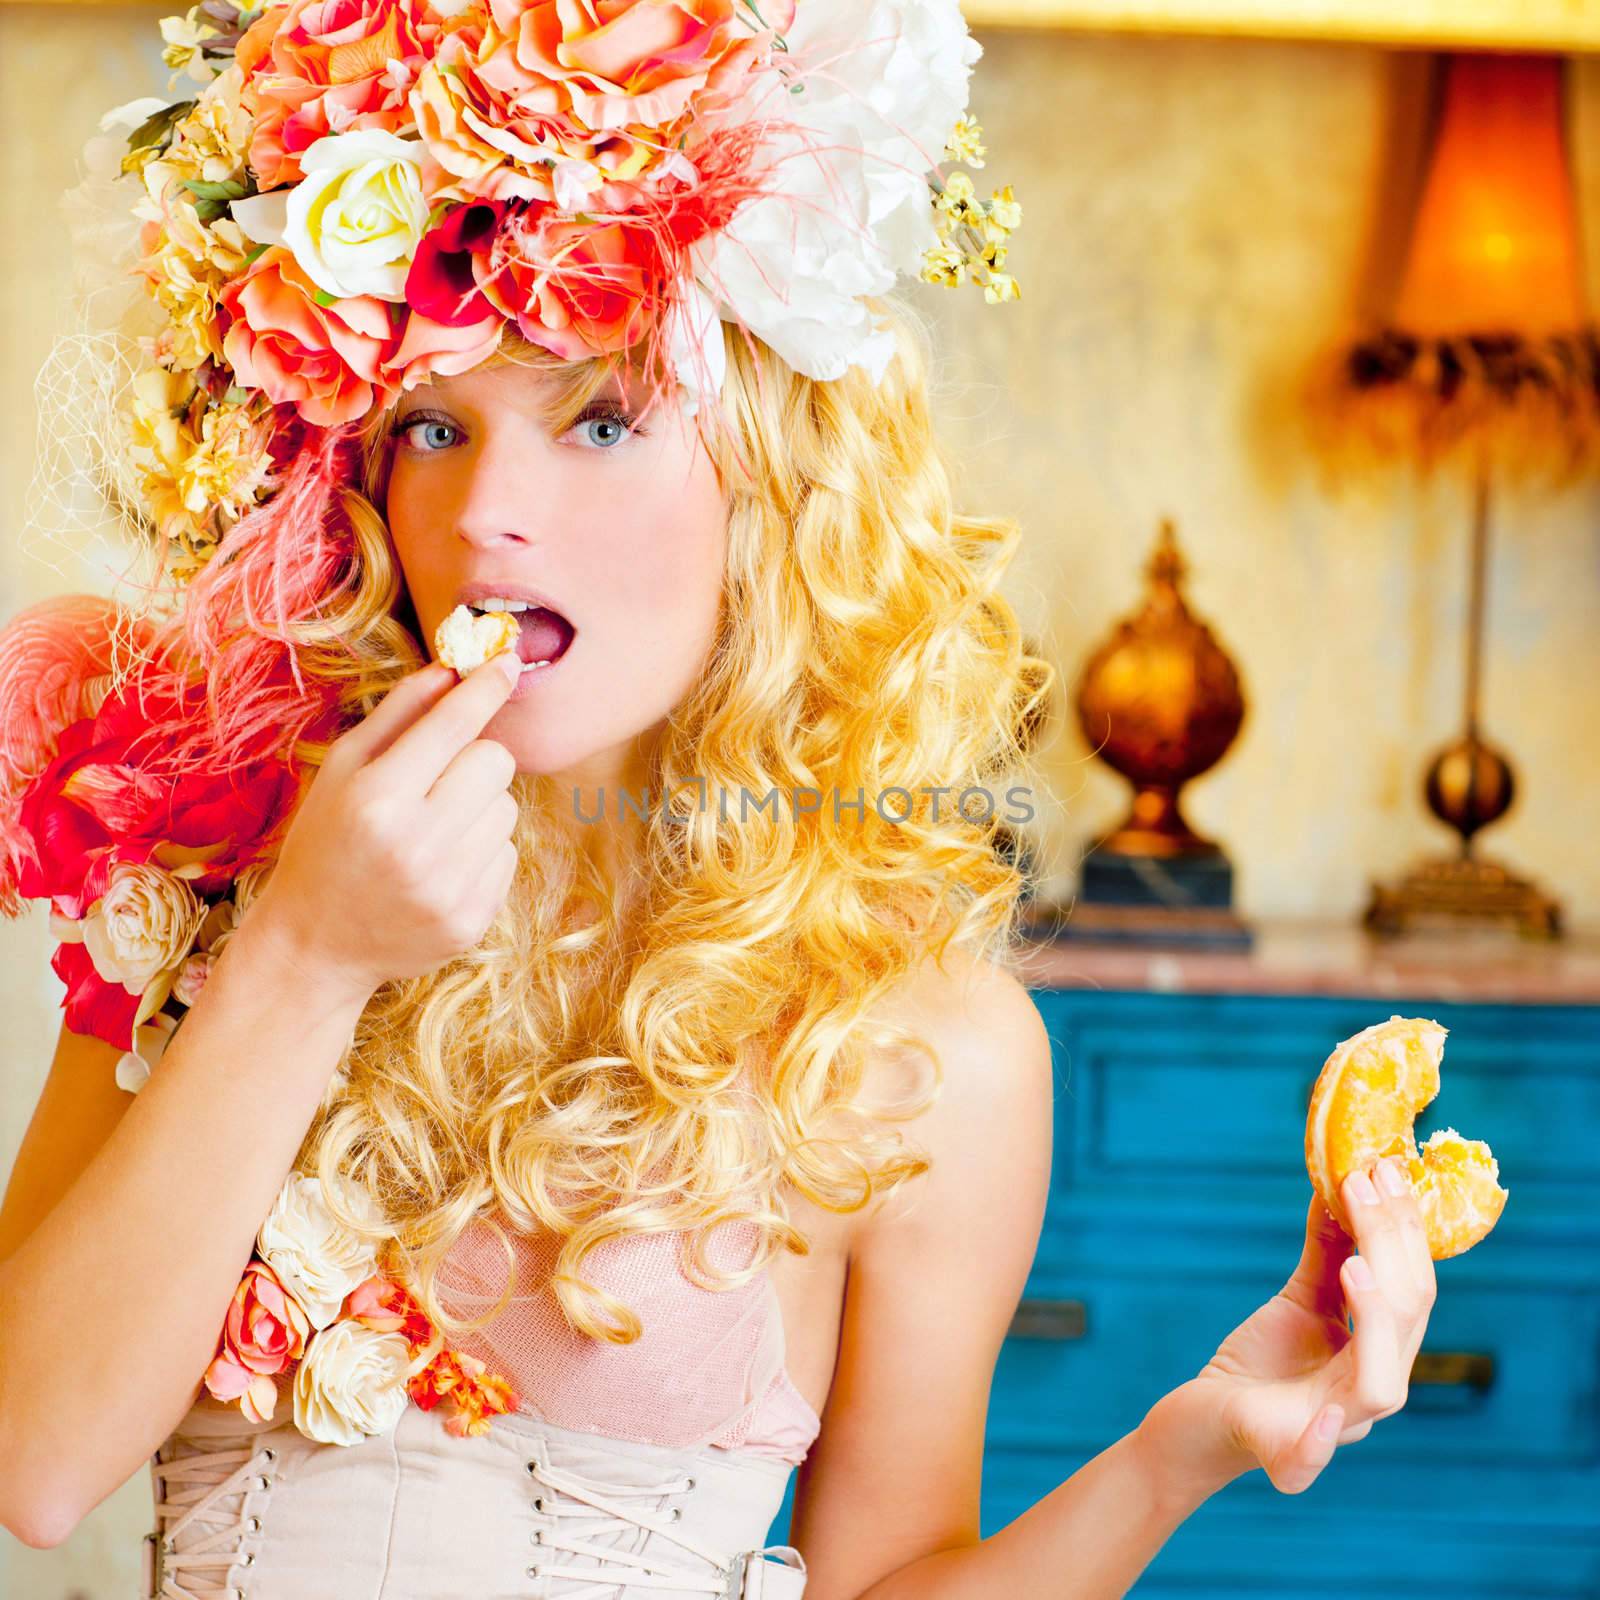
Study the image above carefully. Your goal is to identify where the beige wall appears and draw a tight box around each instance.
[4,10,1600,1593]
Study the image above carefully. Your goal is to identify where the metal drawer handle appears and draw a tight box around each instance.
[1007,1299,1088,1340]
[1410,1350,1495,1391]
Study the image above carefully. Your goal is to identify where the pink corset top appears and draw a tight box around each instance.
[434,1213,822,1467]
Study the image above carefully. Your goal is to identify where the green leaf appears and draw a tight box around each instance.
[242,242,270,267]
[222,386,252,404]
[182,177,247,202]
[193,197,227,224]
[125,99,194,157]
[312,288,339,308]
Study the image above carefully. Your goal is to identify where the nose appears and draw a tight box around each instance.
[451,432,544,551]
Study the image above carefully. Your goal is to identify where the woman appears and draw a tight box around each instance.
[0,1,1437,1595]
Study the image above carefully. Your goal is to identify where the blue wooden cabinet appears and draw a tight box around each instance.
[985,983,1600,1597]
[769,935,1600,1596]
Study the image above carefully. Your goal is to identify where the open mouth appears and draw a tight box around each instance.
[466,601,576,670]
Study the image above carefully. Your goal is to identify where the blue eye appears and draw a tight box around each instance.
[397,417,461,452]
[570,408,638,450]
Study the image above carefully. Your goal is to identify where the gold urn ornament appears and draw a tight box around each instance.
[1075,519,1245,856]
[1060,519,1251,948]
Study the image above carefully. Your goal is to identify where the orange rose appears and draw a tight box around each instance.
[412,0,790,206]
[203,1259,313,1424]
[242,0,436,187]
[220,248,398,427]
[480,215,660,358]
[381,308,504,390]
[496,0,789,131]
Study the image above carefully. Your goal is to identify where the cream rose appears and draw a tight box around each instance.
[80,861,206,993]
[232,860,273,918]
[235,129,428,301]
[256,1174,383,1329]
[115,1011,180,1095]
[193,862,275,962]
[293,1319,413,1446]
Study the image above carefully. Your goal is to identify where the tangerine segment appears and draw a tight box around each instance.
[1304,1015,1508,1262]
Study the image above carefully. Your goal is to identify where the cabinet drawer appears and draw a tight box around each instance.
[979,1459,1600,1597]
[1028,990,1600,1241]
[989,1268,1600,1478]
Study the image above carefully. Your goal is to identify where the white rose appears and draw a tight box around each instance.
[694,0,980,382]
[257,1174,383,1329]
[232,860,273,917]
[668,283,727,421]
[293,1319,412,1446]
[115,1011,180,1094]
[80,861,206,992]
[234,130,427,301]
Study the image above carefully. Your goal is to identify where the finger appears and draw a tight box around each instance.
[438,785,519,878]
[424,736,519,822]
[1374,1155,1438,1306]
[1341,1166,1418,1325]
[479,836,518,901]
[1340,1250,1408,1420]
[369,651,521,795]
[1284,1190,1355,1321]
[1271,1402,1344,1496]
[332,661,459,768]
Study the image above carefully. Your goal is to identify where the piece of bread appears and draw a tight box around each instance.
[1304,1014,1508,1261]
[435,604,520,675]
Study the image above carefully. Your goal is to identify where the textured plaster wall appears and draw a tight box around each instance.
[3,11,1600,1594]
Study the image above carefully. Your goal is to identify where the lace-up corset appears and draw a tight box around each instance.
[142,1218,820,1599]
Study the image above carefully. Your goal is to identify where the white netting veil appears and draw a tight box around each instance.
[23,96,176,626]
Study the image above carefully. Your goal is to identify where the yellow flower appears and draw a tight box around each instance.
[145,65,252,193]
[940,171,977,210]
[944,114,987,169]
[130,370,274,560]
[138,198,253,371]
[160,8,221,84]
[989,184,1023,232]
[978,214,1010,250]
[921,242,968,288]
[983,272,1021,305]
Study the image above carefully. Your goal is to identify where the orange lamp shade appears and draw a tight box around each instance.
[1393,53,1587,338]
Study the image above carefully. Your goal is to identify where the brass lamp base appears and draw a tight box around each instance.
[1365,853,1562,938]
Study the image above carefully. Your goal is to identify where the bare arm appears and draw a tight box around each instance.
[0,651,524,1548]
[794,952,1438,1599]
[790,952,1236,1600]
[0,916,373,1547]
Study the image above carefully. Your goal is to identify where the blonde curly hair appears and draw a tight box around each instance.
[256,298,1052,1345]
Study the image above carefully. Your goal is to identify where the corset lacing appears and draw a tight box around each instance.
[145,1439,275,1600]
[525,1452,734,1596]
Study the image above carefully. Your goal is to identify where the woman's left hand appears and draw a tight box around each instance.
[1137,1158,1438,1501]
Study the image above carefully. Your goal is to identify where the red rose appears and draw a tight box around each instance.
[50,939,141,1051]
[16,675,302,919]
[405,201,509,326]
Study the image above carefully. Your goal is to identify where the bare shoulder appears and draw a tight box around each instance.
[852,942,1056,1247]
[784,945,1055,1591]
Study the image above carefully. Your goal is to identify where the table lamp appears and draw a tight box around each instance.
[1333,52,1592,937]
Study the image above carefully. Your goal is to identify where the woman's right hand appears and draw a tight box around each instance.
[244,651,524,1002]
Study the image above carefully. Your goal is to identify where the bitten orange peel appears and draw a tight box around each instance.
[1304,1015,1508,1261]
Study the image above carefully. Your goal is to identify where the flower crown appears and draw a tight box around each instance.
[100,0,1021,583]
